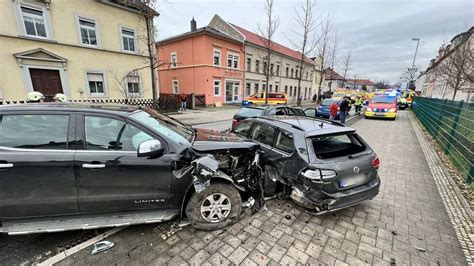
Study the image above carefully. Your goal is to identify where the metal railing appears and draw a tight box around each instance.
[412,96,474,183]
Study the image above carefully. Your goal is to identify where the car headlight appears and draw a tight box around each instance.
[301,169,337,182]
[389,108,396,112]
[367,107,372,111]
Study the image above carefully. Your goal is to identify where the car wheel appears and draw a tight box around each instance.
[186,183,242,231]
[365,116,369,119]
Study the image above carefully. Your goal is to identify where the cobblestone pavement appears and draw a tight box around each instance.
[58,111,467,265]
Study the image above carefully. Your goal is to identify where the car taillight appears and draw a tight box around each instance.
[301,168,337,182]
[372,156,380,169]
[232,119,239,126]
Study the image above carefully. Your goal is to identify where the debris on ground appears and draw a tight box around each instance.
[414,246,426,253]
[285,215,291,220]
[390,258,396,265]
[91,241,114,255]
[391,230,398,236]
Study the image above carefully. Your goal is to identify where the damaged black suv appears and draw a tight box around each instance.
[231,116,381,214]
[0,103,262,234]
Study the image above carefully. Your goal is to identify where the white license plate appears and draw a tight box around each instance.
[339,176,366,188]
[374,112,385,116]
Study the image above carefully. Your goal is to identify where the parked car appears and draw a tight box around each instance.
[0,103,264,234]
[365,95,398,120]
[316,99,340,118]
[232,105,317,126]
[243,92,287,106]
[230,116,381,214]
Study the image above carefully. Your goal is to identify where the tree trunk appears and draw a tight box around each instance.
[146,17,158,109]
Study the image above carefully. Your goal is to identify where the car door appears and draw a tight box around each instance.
[0,112,78,218]
[74,114,172,213]
[304,108,318,118]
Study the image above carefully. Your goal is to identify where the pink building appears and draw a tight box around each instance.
[157,19,245,106]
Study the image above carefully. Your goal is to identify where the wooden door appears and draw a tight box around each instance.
[29,68,63,102]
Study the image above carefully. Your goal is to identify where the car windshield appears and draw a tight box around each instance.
[130,109,193,145]
[236,107,264,118]
[371,96,396,103]
[322,99,333,106]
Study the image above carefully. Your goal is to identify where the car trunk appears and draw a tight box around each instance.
[305,133,377,194]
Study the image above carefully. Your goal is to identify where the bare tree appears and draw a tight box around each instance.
[316,15,333,103]
[437,37,473,100]
[400,66,418,90]
[341,50,352,88]
[109,68,149,102]
[122,0,160,108]
[290,0,320,106]
[257,0,280,105]
[326,31,340,93]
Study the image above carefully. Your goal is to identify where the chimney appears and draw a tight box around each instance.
[190,17,197,31]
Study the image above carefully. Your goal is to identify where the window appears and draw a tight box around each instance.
[291,68,294,78]
[78,18,97,46]
[171,52,177,67]
[126,72,140,95]
[270,64,274,75]
[269,85,273,92]
[246,83,251,96]
[275,85,279,92]
[0,115,69,149]
[276,65,280,76]
[284,85,288,94]
[246,58,252,71]
[20,5,47,38]
[121,28,136,52]
[84,116,153,151]
[255,60,260,73]
[172,80,179,94]
[87,72,105,95]
[254,83,259,93]
[227,52,239,69]
[311,133,366,159]
[213,48,221,66]
[233,120,253,137]
[275,130,295,153]
[304,108,316,117]
[286,67,289,77]
[262,84,266,92]
[296,69,299,78]
[263,62,268,74]
[214,80,221,96]
[251,123,276,146]
[289,86,293,96]
[306,72,309,80]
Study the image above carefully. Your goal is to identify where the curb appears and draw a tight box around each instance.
[409,112,473,263]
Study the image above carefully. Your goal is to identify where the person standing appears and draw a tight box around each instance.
[354,96,363,115]
[329,101,339,121]
[180,92,187,111]
[339,97,349,124]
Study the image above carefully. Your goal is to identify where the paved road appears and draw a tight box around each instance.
[57,111,466,265]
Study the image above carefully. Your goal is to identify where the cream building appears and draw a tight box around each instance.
[0,0,158,102]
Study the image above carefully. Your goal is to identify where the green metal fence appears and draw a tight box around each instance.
[412,96,474,184]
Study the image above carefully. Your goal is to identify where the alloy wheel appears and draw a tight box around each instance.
[200,193,232,223]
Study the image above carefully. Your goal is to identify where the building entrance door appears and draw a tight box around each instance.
[29,68,64,102]
[225,81,240,103]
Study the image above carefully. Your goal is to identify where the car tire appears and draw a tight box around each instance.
[186,182,242,231]
[365,116,369,119]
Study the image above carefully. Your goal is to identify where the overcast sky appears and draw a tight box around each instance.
[154,0,473,83]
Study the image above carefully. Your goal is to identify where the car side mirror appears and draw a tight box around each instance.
[137,139,164,158]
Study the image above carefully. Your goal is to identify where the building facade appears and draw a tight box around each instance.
[0,0,157,102]
[209,15,315,104]
[321,68,345,93]
[421,27,473,102]
[156,22,245,106]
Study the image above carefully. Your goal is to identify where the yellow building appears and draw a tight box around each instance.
[0,0,158,102]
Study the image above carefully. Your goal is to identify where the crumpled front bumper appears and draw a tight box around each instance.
[291,175,381,214]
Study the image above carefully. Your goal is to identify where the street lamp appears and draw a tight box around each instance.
[407,38,420,89]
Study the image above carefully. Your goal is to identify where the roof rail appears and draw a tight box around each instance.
[309,116,345,127]
[256,116,305,131]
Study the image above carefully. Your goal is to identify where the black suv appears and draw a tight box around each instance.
[0,103,262,234]
[230,116,380,213]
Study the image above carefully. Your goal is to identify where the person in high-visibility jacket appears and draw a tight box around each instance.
[354,96,364,115]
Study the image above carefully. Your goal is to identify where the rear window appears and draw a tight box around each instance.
[268,93,285,99]
[236,107,264,118]
[311,133,366,159]
[322,99,333,106]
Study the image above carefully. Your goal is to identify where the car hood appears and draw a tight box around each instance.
[368,103,396,109]
[191,128,258,152]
